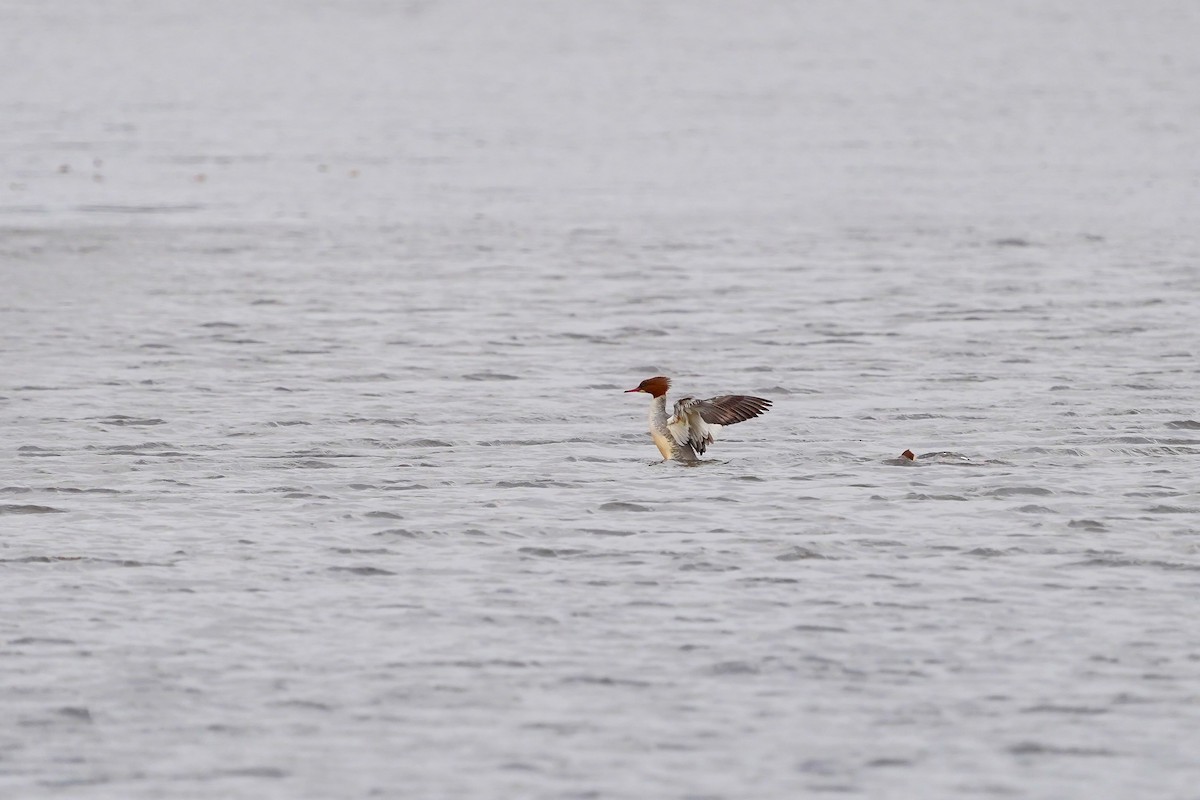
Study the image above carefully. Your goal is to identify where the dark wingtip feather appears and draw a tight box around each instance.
[699,395,773,426]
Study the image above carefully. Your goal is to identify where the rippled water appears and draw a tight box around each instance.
[3,1,1200,798]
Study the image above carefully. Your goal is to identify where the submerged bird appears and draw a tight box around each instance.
[624,376,772,461]
[896,449,974,464]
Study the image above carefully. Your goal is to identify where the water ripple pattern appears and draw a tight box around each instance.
[2,1,1200,798]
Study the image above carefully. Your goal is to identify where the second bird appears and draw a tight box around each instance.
[624,376,772,462]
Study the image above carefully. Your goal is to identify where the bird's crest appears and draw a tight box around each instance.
[636,376,671,397]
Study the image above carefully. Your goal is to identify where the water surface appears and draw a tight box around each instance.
[2,2,1200,798]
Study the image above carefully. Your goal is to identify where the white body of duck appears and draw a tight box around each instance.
[625,376,772,461]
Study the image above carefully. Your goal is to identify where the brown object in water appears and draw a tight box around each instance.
[900,449,915,461]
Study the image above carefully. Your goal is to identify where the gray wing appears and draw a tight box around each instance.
[667,395,771,456]
[694,395,772,426]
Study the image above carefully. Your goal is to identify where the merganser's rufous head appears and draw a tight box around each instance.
[624,376,670,397]
[900,449,916,461]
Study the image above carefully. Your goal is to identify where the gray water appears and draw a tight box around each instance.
[3,2,1200,798]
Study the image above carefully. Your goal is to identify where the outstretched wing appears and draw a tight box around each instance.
[694,395,773,427]
[667,395,772,456]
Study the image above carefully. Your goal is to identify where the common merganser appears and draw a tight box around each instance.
[897,449,973,464]
[624,376,772,461]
